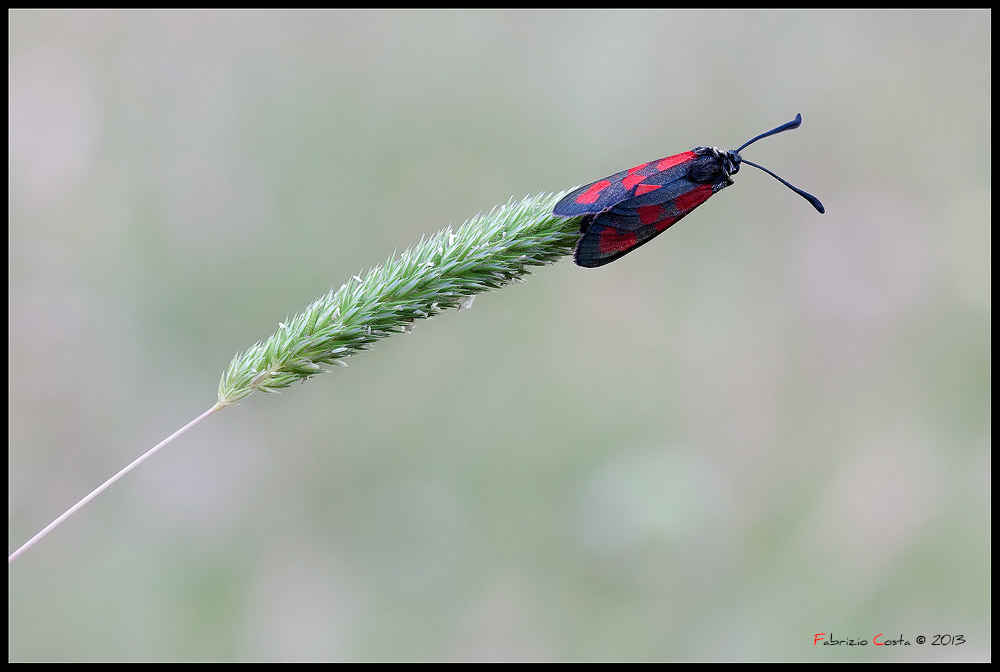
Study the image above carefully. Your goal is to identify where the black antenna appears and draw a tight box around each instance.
[734,114,825,214]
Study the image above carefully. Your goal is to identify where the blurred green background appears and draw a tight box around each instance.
[9,10,990,662]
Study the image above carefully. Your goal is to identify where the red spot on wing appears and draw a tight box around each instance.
[674,184,713,211]
[639,182,712,228]
[657,151,696,171]
[621,173,644,191]
[637,204,664,225]
[597,228,638,255]
[634,183,662,196]
[621,164,651,191]
[575,179,612,205]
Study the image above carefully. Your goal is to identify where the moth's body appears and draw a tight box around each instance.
[553,115,825,268]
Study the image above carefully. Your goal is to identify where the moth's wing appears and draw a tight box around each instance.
[553,151,698,217]
[573,180,716,268]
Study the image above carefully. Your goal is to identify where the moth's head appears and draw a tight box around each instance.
[690,146,738,187]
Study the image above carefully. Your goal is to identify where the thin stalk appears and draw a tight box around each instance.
[9,403,223,564]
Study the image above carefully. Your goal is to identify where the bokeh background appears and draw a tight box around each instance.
[9,10,990,662]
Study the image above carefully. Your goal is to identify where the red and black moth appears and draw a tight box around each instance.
[554,114,825,268]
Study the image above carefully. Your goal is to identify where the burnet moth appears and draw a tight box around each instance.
[554,114,825,268]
